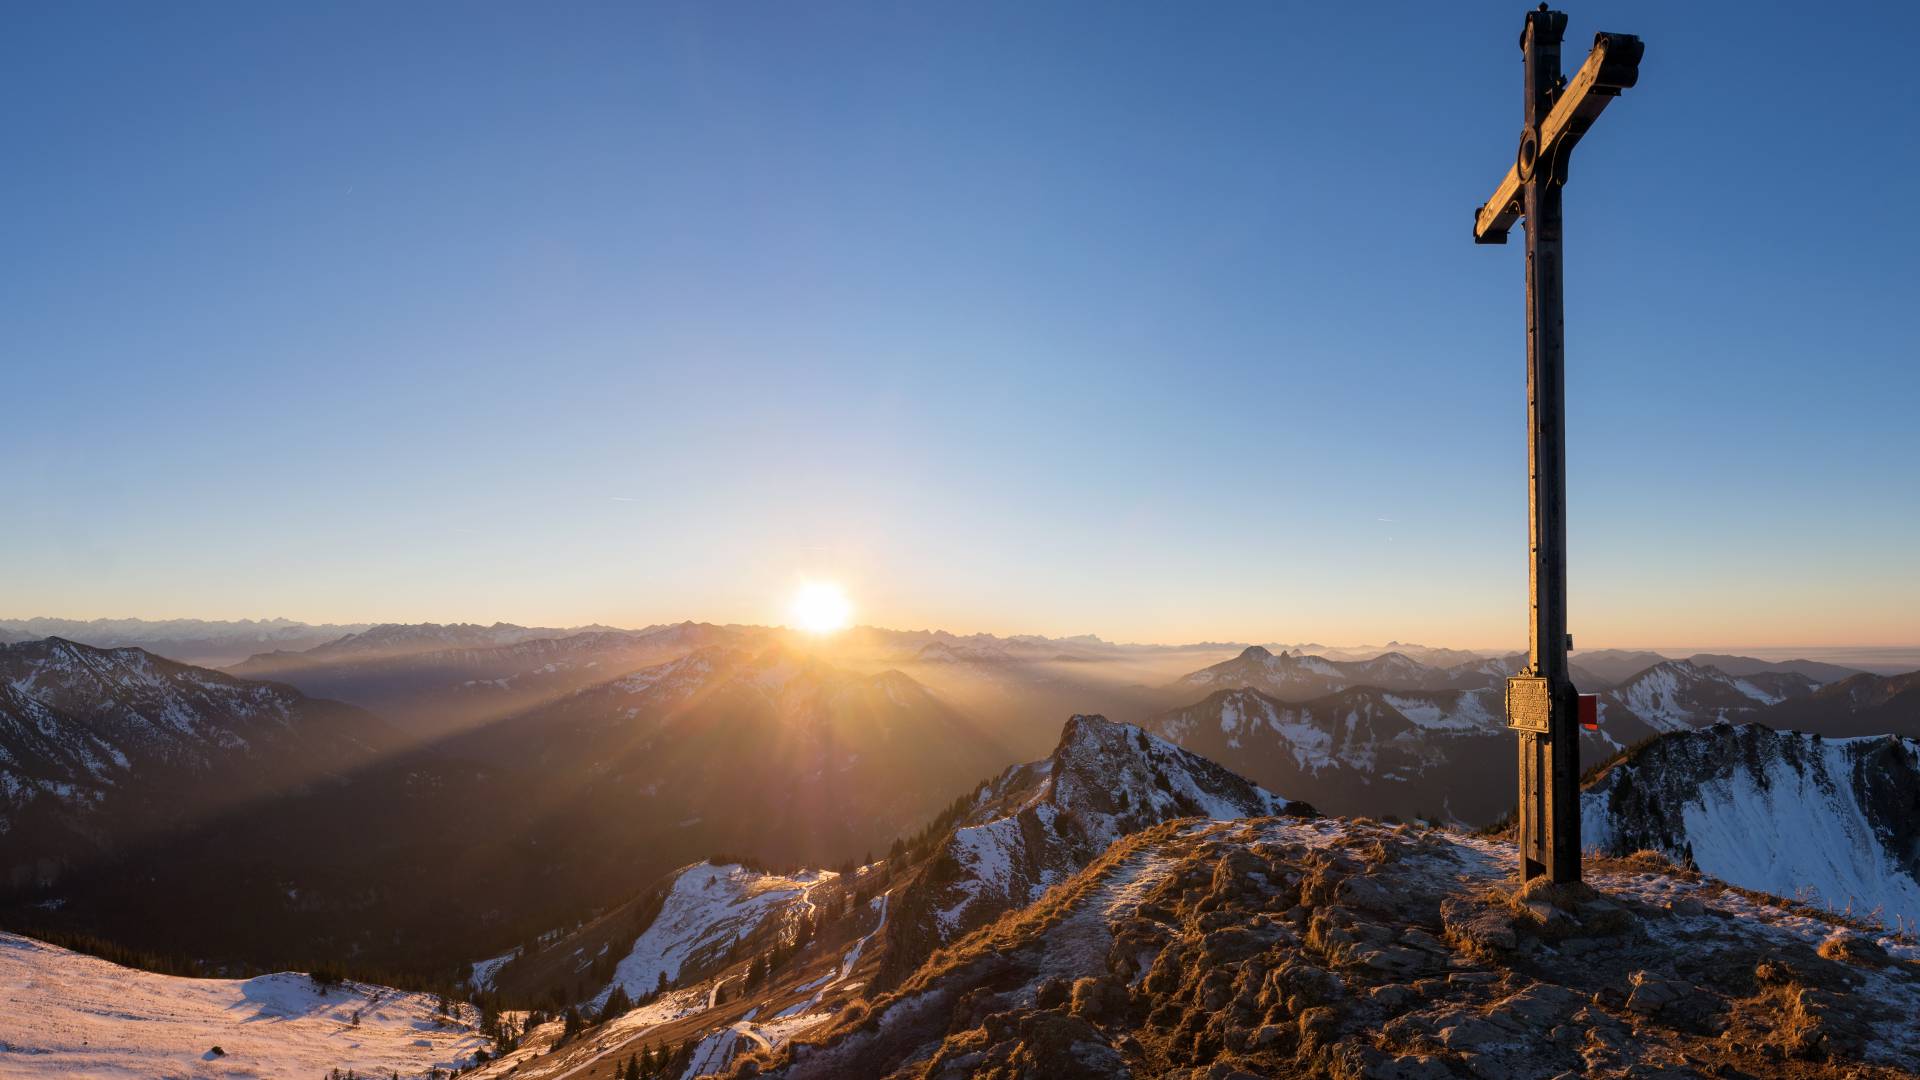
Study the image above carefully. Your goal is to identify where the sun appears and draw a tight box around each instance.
[789,582,853,635]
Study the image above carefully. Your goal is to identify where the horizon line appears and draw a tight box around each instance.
[3,613,1915,659]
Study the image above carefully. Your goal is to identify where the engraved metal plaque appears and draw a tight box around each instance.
[1506,676,1551,734]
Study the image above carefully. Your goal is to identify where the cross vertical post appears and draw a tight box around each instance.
[1474,6,1643,885]
[1521,5,1576,884]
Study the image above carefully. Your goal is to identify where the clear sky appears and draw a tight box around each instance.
[4,1,1915,650]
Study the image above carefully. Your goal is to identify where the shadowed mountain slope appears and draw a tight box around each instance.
[3,644,1010,977]
[0,638,392,890]
[1582,723,1920,932]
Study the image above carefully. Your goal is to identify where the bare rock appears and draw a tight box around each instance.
[1369,983,1418,1010]
[1399,927,1450,955]
[1358,1052,1457,1080]
[1624,970,1686,1015]
[1436,1014,1514,1051]
[1442,897,1518,961]
[1350,945,1438,978]
[1492,982,1584,1026]
[1338,874,1407,918]
[1035,976,1070,1011]
[1623,970,1720,1033]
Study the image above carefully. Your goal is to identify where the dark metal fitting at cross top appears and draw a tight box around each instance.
[1521,6,1568,50]
[1591,32,1645,89]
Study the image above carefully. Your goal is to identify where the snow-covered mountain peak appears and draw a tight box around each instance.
[889,714,1304,960]
[1045,713,1297,841]
[1583,723,1920,931]
[1601,659,1817,733]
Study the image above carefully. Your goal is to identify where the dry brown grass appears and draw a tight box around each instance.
[1586,847,1702,881]
[767,818,1211,1066]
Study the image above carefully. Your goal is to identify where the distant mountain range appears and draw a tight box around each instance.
[0,617,373,667]
[3,618,1915,988]
[10,614,1908,676]
[3,639,1918,1078]
[1144,646,1916,824]
[227,621,758,739]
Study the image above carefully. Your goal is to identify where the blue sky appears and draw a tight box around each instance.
[3,1,1915,649]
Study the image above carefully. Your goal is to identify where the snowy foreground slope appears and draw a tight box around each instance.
[0,934,486,1078]
[1584,723,1920,932]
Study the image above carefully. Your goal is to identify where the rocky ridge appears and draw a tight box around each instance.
[725,817,1920,1080]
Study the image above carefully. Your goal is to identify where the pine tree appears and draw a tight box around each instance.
[598,984,633,1025]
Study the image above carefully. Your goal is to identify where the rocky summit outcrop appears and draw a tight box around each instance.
[879,715,1311,989]
[725,817,1920,1080]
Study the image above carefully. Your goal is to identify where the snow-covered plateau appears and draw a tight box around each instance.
[0,933,486,1078]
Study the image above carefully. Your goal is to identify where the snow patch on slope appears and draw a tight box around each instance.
[1679,752,1920,928]
[594,863,834,1008]
[1583,726,1920,932]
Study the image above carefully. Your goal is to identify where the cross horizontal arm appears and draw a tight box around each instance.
[1475,167,1525,245]
[1474,31,1644,243]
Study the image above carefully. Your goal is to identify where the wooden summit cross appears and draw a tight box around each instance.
[1473,6,1642,885]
